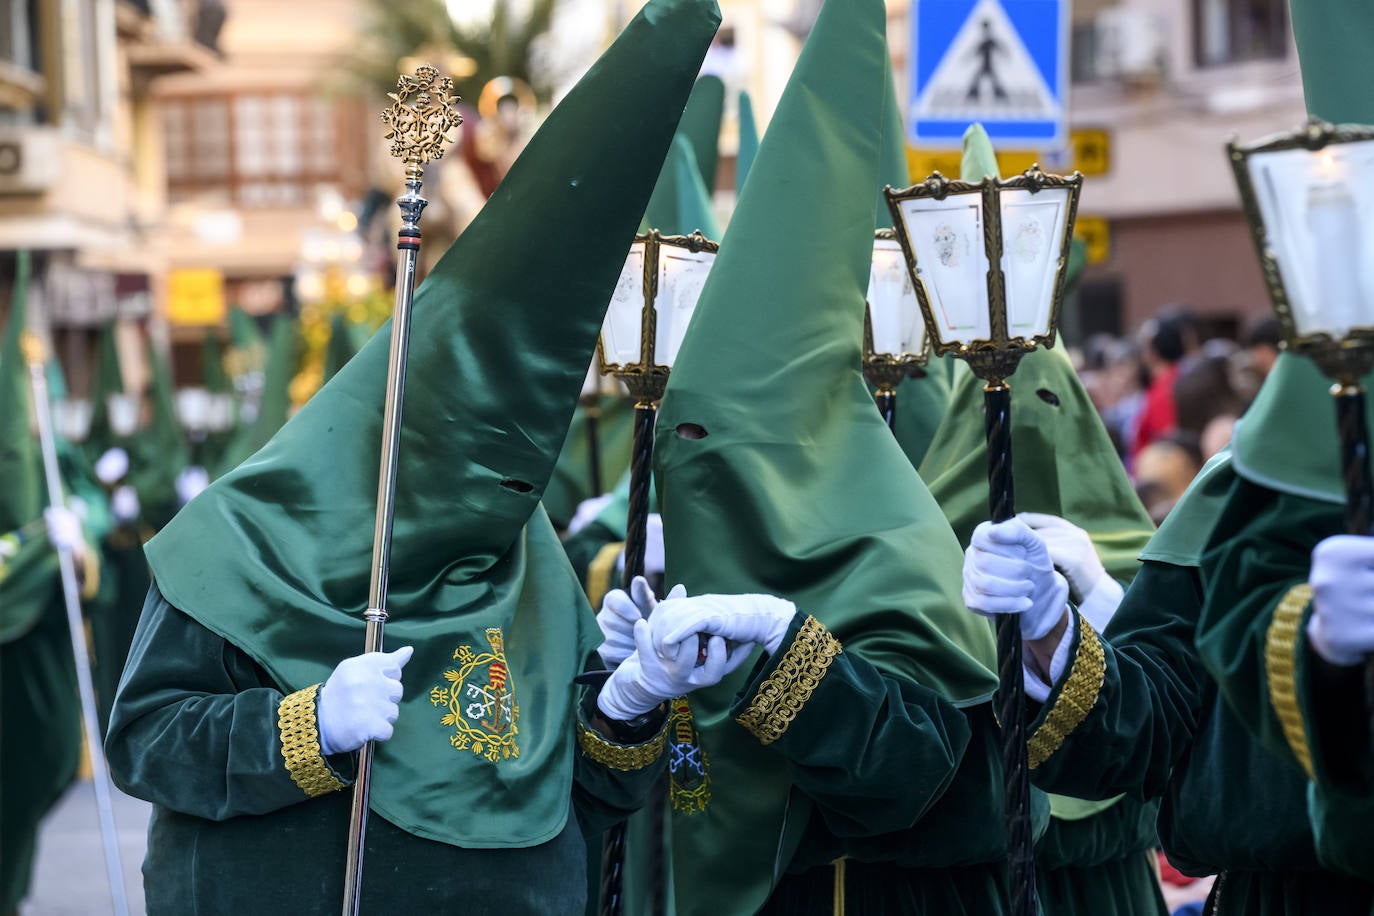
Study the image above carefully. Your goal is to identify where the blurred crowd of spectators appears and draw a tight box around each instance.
[1074,309,1283,524]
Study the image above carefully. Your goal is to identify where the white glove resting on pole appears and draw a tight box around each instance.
[649,591,797,660]
[597,618,752,721]
[597,577,684,670]
[1307,535,1374,666]
[1020,512,1124,633]
[317,646,413,755]
[962,519,1072,702]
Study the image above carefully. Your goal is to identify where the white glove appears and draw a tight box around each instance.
[650,591,797,660]
[597,618,751,720]
[1308,535,1374,666]
[962,519,1070,641]
[44,506,85,554]
[568,493,614,535]
[95,447,129,485]
[111,485,140,524]
[316,646,413,755]
[597,577,685,670]
[1019,513,1107,602]
[176,466,210,505]
[616,513,666,578]
[1019,512,1123,632]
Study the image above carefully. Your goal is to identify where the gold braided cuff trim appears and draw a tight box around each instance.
[278,684,347,797]
[1029,613,1105,770]
[586,541,625,610]
[1265,583,1315,780]
[736,616,842,746]
[578,716,669,771]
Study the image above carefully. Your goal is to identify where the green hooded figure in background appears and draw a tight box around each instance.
[104,0,726,911]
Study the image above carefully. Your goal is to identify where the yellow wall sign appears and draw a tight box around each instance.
[166,268,226,326]
[902,127,1112,183]
[1074,216,1111,265]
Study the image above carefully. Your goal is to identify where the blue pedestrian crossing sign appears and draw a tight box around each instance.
[911,0,1069,149]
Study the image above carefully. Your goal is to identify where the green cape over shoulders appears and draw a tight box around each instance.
[141,0,720,850]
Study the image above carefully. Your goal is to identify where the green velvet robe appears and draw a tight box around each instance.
[1028,555,1373,915]
[1186,475,1374,899]
[106,584,670,915]
[710,615,1048,915]
[0,536,82,915]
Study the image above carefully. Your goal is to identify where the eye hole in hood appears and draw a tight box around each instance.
[1036,388,1061,408]
[675,422,709,440]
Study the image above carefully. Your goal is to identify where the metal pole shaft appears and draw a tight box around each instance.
[27,358,130,916]
[341,174,425,916]
[1331,385,1374,759]
[874,389,897,432]
[983,381,1037,916]
[601,401,658,916]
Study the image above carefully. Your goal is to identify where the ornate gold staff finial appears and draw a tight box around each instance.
[19,330,46,367]
[380,64,462,180]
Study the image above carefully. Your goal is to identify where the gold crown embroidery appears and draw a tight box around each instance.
[430,627,520,762]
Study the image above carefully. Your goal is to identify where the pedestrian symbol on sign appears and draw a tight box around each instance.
[912,0,1068,147]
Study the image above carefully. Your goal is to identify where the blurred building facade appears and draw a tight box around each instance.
[0,0,225,393]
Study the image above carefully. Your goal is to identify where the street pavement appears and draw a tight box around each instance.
[22,779,149,915]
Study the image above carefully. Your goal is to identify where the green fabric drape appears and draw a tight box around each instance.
[735,91,758,197]
[544,394,636,530]
[654,0,996,910]
[139,0,720,850]
[322,312,358,386]
[124,344,189,529]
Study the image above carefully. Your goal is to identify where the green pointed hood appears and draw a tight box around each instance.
[83,321,127,464]
[654,1,996,909]
[645,133,722,238]
[1224,0,1374,504]
[0,251,42,532]
[875,59,909,229]
[214,314,296,475]
[203,330,229,393]
[919,124,1152,580]
[322,312,358,385]
[679,75,725,193]
[125,342,189,527]
[735,90,758,197]
[144,0,720,850]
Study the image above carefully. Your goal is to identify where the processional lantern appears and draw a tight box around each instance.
[594,228,717,916]
[864,228,931,429]
[594,228,717,583]
[1229,116,1374,750]
[886,163,1083,916]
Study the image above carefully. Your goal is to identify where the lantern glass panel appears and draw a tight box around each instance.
[1000,186,1073,339]
[652,245,714,368]
[1246,140,1374,337]
[893,194,992,344]
[868,238,927,356]
[600,240,647,366]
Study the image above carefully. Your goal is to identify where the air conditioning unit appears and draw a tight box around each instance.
[0,128,62,194]
[1094,8,1168,85]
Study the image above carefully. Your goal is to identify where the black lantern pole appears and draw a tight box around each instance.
[887,165,1083,916]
